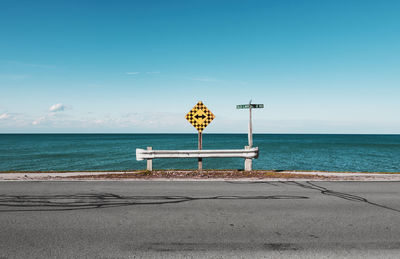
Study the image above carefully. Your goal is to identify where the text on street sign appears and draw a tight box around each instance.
[236,104,264,109]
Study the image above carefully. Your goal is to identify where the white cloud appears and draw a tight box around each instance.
[32,116,46,125]
[49,103,65,112]
[28,103,67,126]
[126,72,140,75]
[0,113,10,120]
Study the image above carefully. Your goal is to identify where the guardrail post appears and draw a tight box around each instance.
[147,147,153,171]
[244,146,252,171]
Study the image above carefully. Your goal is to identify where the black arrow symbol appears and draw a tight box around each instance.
[195,114,206,120]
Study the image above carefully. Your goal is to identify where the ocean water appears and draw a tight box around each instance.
[0,134,399,172]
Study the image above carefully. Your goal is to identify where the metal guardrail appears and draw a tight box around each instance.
[136,147,259,160]
[136,146,259,171]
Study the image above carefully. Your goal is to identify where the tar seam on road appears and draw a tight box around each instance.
[283,181,400,213]
[0,193,309,212]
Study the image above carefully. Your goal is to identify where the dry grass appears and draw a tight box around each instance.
[64,170,338,180]
[1,169,398,174]
[1,169,398,181]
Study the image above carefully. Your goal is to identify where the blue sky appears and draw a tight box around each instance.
[0,0,399,133]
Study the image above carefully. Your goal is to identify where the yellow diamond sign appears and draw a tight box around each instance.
[185,101,215,132]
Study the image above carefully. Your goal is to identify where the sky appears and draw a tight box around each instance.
[0,0,399,133]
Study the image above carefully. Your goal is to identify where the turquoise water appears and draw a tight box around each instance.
[0,134,399,172]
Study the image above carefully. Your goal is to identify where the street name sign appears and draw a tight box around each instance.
[186,101,215,133]
[236,104,264,109]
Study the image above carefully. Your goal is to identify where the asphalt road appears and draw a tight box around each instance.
[0,181,400,258]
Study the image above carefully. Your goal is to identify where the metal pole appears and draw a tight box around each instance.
[198,132,203,171]
[248,102,253,148]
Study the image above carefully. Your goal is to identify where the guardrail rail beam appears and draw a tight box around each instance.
[136,146,259,171]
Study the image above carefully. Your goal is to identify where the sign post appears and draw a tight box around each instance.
[198,132,202,170]
[249,102,252,147]
[236,101,264,170]
[186,101,215,171]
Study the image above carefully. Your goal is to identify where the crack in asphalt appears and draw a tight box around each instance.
[0,193,309,212]
[283,181,400,213]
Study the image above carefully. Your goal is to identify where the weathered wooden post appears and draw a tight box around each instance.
[146,146,152,171]
[248,101,253,148]
[198,132,203,171]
